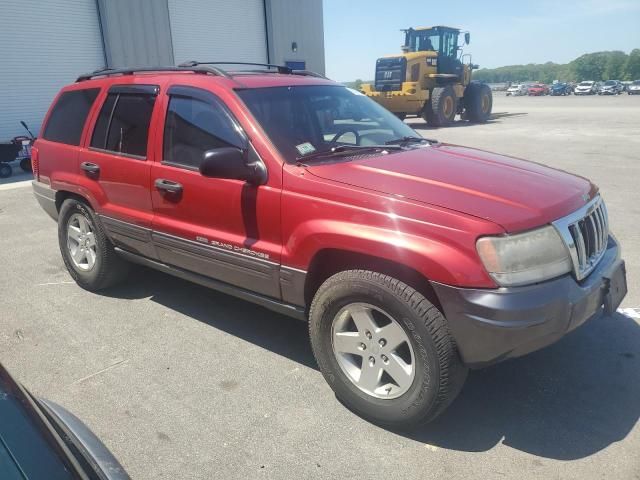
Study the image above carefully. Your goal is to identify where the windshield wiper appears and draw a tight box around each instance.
[296,144,402,163]
[385,136,438,146]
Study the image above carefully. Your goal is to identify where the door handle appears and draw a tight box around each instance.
[80,162,100,175]
[155,178,183,194]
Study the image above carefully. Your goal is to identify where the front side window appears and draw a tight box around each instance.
[237,85,418,163]
[90,87,157,158]
[163,87,246,170]
[42,89,100,145]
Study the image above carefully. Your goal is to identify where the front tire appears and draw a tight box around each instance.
[0,163,11,178]
[309,270,467,428]
[422,86,457,127]
[58,198,128,291]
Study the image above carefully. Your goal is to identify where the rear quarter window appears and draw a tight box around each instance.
[42,89,100,146]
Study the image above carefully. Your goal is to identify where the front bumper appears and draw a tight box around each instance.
[432,237,625,368]
[362,83,429,114]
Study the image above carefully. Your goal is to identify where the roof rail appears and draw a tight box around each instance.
[178,61,328,79]
[76,65,229,82]
[179,61,293,74]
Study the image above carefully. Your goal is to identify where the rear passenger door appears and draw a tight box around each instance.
[80,84,159,259]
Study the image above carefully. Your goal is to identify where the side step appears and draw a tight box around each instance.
[115,248,307,321]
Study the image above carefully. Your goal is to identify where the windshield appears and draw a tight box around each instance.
[237,85,419,163]
[579,81,593,86]
[634,80,640,85]
[604,80,616,86]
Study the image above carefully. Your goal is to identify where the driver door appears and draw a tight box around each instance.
[150,84,282,298]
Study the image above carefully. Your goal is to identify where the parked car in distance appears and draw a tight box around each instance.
[574,80,597,95]
[598,80,624,95]
[0,363,129,479]
[527,83,549,96]
[506,84,528,96]
[626,80,640,95]
[549,82,572,96]
[32,63,627,428]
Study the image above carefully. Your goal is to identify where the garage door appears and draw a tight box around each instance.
[169,0,267,66]
[0,0,105,139]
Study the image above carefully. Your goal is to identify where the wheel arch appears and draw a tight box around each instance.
[303,248,443,312]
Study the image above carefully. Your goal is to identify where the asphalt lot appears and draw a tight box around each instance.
[1,93,639,479]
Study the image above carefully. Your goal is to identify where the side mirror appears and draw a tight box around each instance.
[199,147,267,185]
[464,32,470,45]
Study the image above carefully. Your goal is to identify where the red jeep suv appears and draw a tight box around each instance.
[32,63,627,428]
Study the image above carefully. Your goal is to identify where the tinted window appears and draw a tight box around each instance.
[90,93,117,150]
[163,91,245,169]
[90,92,156,157]
[42,89,99,145]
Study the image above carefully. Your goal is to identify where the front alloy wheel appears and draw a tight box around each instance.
[331,303,415,399]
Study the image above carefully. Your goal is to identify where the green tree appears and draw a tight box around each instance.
[625,49,640,80]
[604,51,628,80]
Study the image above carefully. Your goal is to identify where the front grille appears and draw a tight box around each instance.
[553,196,609,281]
[374,57,407,92]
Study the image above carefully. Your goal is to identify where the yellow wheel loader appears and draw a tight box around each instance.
[361,26,492,127]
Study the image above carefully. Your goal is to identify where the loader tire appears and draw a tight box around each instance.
[464,82,493,123]
[422,86,457,127]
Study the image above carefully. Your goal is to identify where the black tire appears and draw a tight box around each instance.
[20,158,32,172]
[464,82,493,123]
[0,163,11,179]
[422,86,457,127]
[58,198,129,291]
[309,270,467,428]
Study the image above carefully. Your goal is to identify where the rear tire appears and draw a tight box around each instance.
[58,198,129,291]
[422,86,457,127]
[20,158,32,172]
[464,82,493,122]
[309,270,467,428]
[0,163,11,178]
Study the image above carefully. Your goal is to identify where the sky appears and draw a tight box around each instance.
[323,0,640,82]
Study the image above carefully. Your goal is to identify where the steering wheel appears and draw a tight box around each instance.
[330,128,360,146]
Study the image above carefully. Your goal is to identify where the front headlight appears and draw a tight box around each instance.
[476,225,572,287]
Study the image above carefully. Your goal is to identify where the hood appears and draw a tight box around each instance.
[305,144,597,232]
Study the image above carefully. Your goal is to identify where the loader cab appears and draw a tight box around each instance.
[404,26,464,79]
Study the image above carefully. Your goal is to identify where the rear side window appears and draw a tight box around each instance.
[42,89,99,145]
[90,86,157,158]
[163,86,245,169]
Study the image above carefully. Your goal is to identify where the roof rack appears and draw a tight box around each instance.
[76,62,328,83]
[76,65,229,82]
[179,61,328,79]
[179,60,292,74]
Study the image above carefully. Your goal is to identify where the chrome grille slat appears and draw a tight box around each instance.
[552,196,609,281]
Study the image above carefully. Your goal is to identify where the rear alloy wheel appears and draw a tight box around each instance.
[58,198,128,291]
[464,82,493,123]
[0,163,12,179]
[309,270,467,428]
[422,86,457,127]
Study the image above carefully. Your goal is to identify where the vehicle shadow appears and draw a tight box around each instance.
[406,311,640,460]
[104,268,639,460]
[104,267,318,369]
